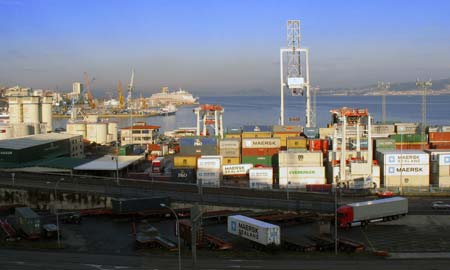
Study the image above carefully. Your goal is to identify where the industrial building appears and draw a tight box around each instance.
[7,95,53,135]
[0,133,84,164]
[66,118,118,145]
[120,122,160,146]
[74,155,144,177]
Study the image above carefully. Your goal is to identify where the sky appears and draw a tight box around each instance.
[1,0,450,96]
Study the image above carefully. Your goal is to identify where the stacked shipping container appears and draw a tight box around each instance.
[241,138,280,167]
[376,150,429,187]
[272,125,301,149]
[219,139,241,165]
[197,156,222,187]
[278,150,325,188]
[425,150,450,187]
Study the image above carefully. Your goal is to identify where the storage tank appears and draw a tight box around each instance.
[107,122,118,143]
[86,114,99,123]
[66,122,87,138]
[87,122,108,145]
[22,96,40,124]
[0,124,13,140]
[40,96,53,132]
[12,123,34,137]
[8,96,22,124]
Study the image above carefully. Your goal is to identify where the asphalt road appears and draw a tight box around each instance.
[1,249,450,270]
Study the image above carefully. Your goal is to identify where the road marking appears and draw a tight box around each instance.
[82,264,130,270]
[14,261,25,265]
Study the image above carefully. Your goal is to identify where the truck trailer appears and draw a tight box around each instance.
[337,197,408,228]
[227,215,280,246]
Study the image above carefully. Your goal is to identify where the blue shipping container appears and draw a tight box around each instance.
[179,136,218,146]
[242,125,272,132]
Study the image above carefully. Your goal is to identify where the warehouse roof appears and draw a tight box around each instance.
[0,133,81,150]
[74,155,144,171]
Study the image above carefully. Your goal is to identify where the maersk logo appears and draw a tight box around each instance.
[231,221,237,232]
[388,156,395,163]
[388,167,395,174]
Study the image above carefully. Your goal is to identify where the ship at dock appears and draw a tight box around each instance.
[148,87,198,106]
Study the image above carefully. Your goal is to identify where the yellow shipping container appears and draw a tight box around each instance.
[287,137,307,149]
[273,133,300,147]
[222,157,241,165]
[174,155,198,168]
[224,134,242,139]
[241,132,272,138]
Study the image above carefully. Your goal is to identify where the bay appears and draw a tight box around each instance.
[53,95,450,133]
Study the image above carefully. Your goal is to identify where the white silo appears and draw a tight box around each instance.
[86,114,99,123]
[8,96,22,124]
[41,96,53,132]
[86,123,108,145]
[66,122,87,138]
[22,96,40,124]
[107,122,118,143]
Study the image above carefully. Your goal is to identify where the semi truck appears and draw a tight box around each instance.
[337,197,408,228]
[227,215,280,246]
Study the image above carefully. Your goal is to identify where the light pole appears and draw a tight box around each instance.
[55,177,64,248]
[287,181,291,200]
[111,152,119,185]
[161,203,181,270]
[334,182,338,255]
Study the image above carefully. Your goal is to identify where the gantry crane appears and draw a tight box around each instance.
[117,80,125,110]
[83,72,96,109]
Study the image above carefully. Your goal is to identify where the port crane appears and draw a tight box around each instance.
[83,72,96,109]
[279,20,311,127]
[194,104,224,138]
[117,80,125,110]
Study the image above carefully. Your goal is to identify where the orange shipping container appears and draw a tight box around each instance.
[429,132,450,142]
[242,148,279,156]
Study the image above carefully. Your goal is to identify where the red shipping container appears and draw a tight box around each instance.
[430,142,450,149]
[147,144,162,151]
[242,148,279,156]
[395,143,429,150]
[322,139,329,153]
[429,132,450,142]
[308,139,322,151]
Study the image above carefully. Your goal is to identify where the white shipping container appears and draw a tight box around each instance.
[373,165,380,177]
[378,150,429,165]
[197,169,222,187]
[197,157,222,169]
[278,166,325,178]
[242,138,280,149]
[278,151,323,167]
[384,164,429,176]
[383,175,429,187]
[219,148,241,157]
[219,139,241,149]
[350,163,372,175]
[249,180,273,189]
[279,177,326,187]
[228,215,280,246]
[223,164,253,175]
[249,168,273,181]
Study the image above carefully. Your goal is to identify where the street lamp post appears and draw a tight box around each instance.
[161,203,181,270]
[287,181,291,200]
[55,177,64,248]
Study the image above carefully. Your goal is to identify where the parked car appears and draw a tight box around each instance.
[376,190,395,198]
[431,201,450,210]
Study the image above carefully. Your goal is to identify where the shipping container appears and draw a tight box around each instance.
[15,207,40,239]
[429,132,450,143]
[249,167,273,186]
[222,157,241,165]
[371,124,395,135]
[242,155,277,167]
[374,138,396,149]
[174,155,198,168]
[376,150,429,165]
[241,148,279,157]
[273,133,300,147]
[219,139,241,149]
[430,142,450,149]
[390,134,427,143]
[223,164,253,175]
[337,197,408,228]
[111,197,169,215]
[395,123,419,134]
[278,150,323,167]
[179,136,218,146]
[303,127,319,139]
[119,144,134,156]
[319,127,334,139]
[242,138,280,149]
[179,145,218,155]
[328,150,370,161]
[227,215,280,246]
[197,156,222,169]
[272,125,302,133]
[151,157,165,173]
[286,137,307,149]
[278,166,326,187]
[395,143,429,150]
[197,168,222,187]
[224,133,242,139]
[219,148,241,158]
[171,168,197,183]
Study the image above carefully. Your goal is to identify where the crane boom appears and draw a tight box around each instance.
[118,80,125,109]
[83,72,96,109]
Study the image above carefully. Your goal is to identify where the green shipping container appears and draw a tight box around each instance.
[390,134,427,143]
[242,155,278,167]
[375,138,396,149]
[119,145,134,156]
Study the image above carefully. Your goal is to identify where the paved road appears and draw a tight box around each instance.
[1,249,450,270]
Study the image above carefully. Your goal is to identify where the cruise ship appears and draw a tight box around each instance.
[148,87,198,106]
